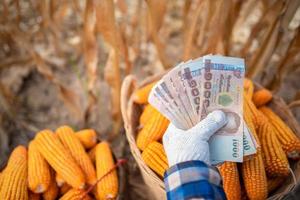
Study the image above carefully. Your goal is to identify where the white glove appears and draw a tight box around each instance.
[163,110,228,167]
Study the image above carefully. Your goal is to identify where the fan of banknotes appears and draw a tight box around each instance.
[148,55,258,164]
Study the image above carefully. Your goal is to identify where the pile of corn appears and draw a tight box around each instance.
[0,126,118,200]
[134,79,300,200]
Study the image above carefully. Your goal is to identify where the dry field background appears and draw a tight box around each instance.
[0,0,300,199]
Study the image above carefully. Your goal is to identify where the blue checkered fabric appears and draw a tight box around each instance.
[164,161,226,200]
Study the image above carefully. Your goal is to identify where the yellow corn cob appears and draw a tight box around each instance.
[139,104,158,126]
[88,146,96,163]
[133,81,157,104]
[0,146,28,200]
[43,170,59,200]
[59,188,92,200]
[141,142,168,177]
[256,111,289,177]
[252,89,272,107]
[96,141,118,200]
[267,177,284,193]
[60,183,72,195]
[244,78,254,99]
[28,141,51,193]
[136,111,169,150]
[244,98,260,149]
[244,93,260,128]
[34,129,85,189]
[76,129,97,149]
[218,162,241,200]
[56,126,97,185]
[29,192,41,200]
[56,173,65,187]
[260,106,300,160]
[242,152,267,200]
[243,108,267,200]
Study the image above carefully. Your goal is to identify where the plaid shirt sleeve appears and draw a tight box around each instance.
[164,160,226,200]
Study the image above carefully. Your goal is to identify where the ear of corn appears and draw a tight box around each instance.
[256,111,289,177]
[0,146,28,200]
[136,111,169,150]
[76,129,97,149]
[244,99,260,149]
[139,104,158,126]
[96,141,118,200]
[259,106,300,160]
[34,129,85,189]
[28,141,51,193]
[56,125,97,185]
[56,173,65,187]
[141,141,168,177]
[243,108,267,200]
[60,183,72,195]
[218,162,241,200]
[29,192,41,200]
[242,151,268,200]
[252,89,272,107]
[244,93,260,129]
[59,188,92,200]
[244,78,254,99]
[133,81,157,104]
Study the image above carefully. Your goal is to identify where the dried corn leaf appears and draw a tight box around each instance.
[96,0,122,136]
[205,0,231,54]
[83,0,98,92]
[14,0,21,24]
[268,27,300,91]
[83,0,98,122]
[117,0,128,14]
[104,49,122,137]
[146,0,171,68]
[183,0,203,60]
[183,0,192,27]
[120,25,132,75]
[289,91,300,109]
[146,0,167,33]
[245,1,285,78]
[95,0,126,58]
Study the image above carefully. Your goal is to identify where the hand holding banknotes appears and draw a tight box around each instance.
[163,110,228,166]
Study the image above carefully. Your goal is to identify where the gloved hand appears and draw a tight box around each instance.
[163,110,228,167]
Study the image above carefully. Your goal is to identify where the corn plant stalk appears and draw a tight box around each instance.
[145,0,171,69]
[96,0,122,136]
[83,0,98,122]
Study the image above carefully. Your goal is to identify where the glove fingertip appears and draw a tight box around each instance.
[208,110,228,127]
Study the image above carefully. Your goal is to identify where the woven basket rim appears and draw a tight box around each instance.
[121,72,300,200]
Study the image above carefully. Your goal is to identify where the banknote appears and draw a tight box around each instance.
[243,122,257,156]
[166,63,196,128]
[180,58,203,122]
[200,55,245,162]
[156,79,192,129]
[148,88,185,129]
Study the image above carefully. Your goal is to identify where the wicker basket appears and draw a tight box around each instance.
[121,73,300,200]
